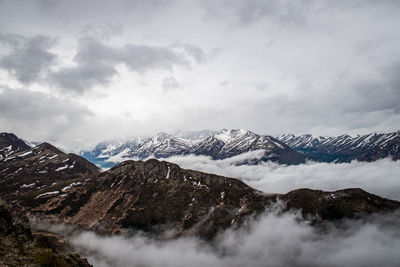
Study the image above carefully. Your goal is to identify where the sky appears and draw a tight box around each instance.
[0,0,400,149]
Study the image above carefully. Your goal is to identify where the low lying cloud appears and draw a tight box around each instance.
[65,208,400,267]
[159,152,400,200]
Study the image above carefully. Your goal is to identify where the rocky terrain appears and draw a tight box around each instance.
[0,133,31,160]
[0,141,100,204]
[26,158,399,240]
[0,199,91,266]
[1,132,400,265]
[278,131,400,162]
[82,129,306,168]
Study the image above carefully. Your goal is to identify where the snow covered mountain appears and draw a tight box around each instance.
[81,129,306,168]
[277,131,400,162]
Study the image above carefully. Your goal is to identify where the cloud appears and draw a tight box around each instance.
[0,33,56,83]
[0,88,92,143]
[201,0,312,26]
[159,153,400,201]
[162,76,181,92]
[50,38,205,94]
[65,206,400,267]
[1,0,400,144]
[80,23,123,41]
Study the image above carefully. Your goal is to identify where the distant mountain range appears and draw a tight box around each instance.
[277,131,400,163]
[80,129,306,168]
[80,129,400,168]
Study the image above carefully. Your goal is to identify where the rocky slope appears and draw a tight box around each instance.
[82,129,306,168]
[0,141,100,203]
[0,199,91,266]
[278,131,400,162]
[24,159,400,240]
[0,132,31,160]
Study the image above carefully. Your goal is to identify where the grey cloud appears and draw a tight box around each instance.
[353,60,400,113]
[50,64,116,95]
[201,0,400,27]
[201,0,312,26]
[178,43,208,63]
[122,44,187,72]
[22,0,171,25]
[162,76,181,92]
[220,80,269,91]
[0,88,92,143]
[80,23,123,41]
[0,34,56,83]
[0,32,25,47]
[50,38,203,94]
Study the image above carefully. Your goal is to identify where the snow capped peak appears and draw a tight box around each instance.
[82,129,305,167]
[215,129,249,143]
[173,130,216,141]
[276,131,400,162]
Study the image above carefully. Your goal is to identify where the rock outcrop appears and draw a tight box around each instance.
[0,200,91,266]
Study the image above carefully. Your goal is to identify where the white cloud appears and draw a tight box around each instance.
[68,207,400,267]
[160,153,400,200]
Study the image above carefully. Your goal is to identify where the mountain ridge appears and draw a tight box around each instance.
[0,133,399,247]
[81,129,306,168]
[277,131,400,162]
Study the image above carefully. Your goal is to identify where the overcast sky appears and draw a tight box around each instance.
[1,0,400,149]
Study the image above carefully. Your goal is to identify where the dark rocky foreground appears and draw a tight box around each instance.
[0,133,399,265]
[0,200,91,266]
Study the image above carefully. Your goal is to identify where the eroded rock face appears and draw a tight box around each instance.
[0,200,91,267]
[24,159,400,240]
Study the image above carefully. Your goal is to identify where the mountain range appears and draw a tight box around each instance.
[81,129,400,168]
[0,132,398,237]
[278,131,400,162]
[1,131,400,265]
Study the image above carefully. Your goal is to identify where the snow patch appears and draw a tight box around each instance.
[55,165,69,171]
[36,191,59,198]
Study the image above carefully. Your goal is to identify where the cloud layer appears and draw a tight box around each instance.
[160,152,400,200]
[67,207,400,267]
